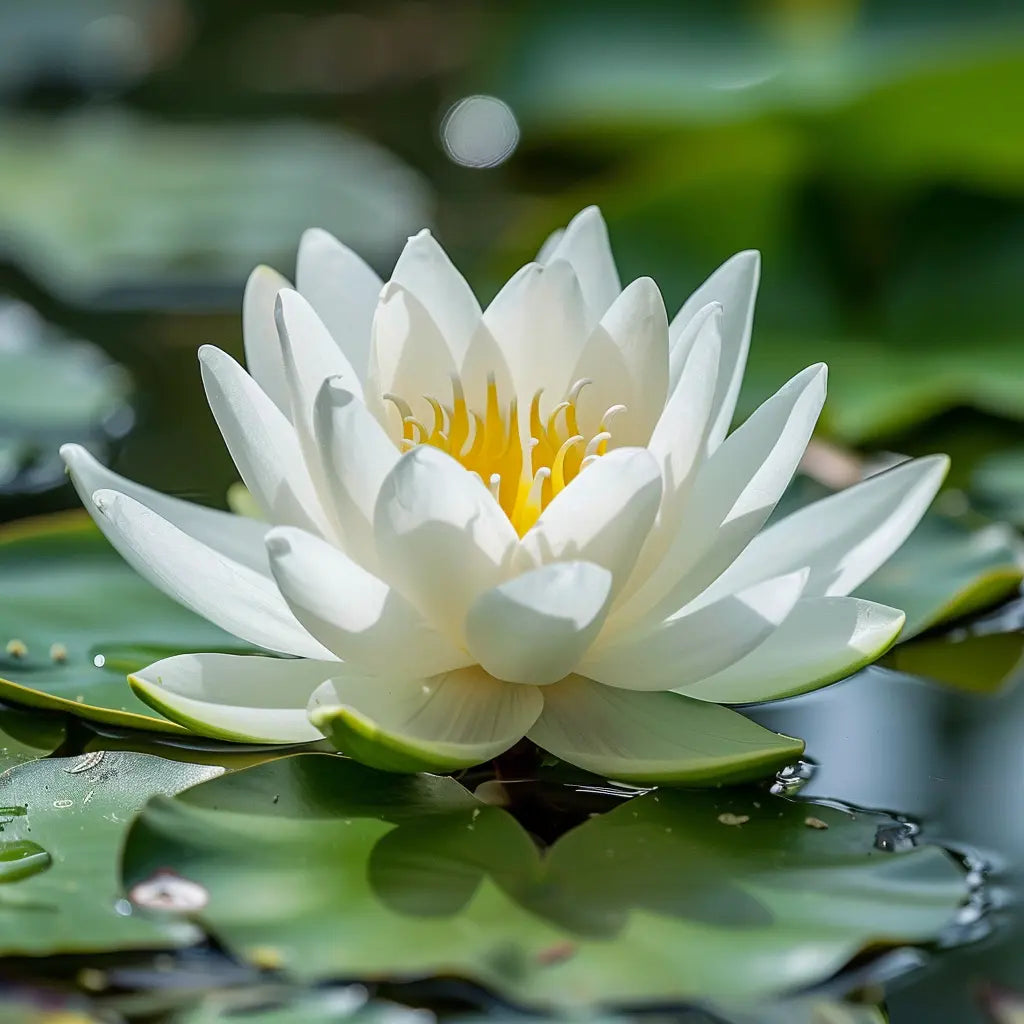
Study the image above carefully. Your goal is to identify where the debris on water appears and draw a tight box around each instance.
[65,751,106,774]
[5,638,27,658]
[129,869,209,911]
[874,820,919,852]
[49,642,68,663]
[717,813,750,827]
[771,759,817,796]
[247,945,286,970]
[804,816,830,830]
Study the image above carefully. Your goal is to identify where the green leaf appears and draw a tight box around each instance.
[123,754,965,1010]
[0,751,220,955]
[0,512,255,733]
[167,988,431,1024]
[0,704,66,770]
[884,629,1024,696]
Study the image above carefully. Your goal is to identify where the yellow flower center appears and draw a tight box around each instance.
[386,376,625,536]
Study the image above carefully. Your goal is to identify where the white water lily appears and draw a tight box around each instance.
[61,207,948,784]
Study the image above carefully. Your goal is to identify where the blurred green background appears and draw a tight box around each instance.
[0,0,1022,522]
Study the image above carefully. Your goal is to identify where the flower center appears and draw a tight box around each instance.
[385,376,625,536]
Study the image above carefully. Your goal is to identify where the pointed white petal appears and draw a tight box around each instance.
[90,489,332,659]
[199,345,333,537]
[544,206,622,325]
[61,443,270,575]
[374,446,518,644]
[312,379,400,567]
[465,561,613,685]
[704,455,950,603]
[130,653,331,743]
[528,676,804,785]
[483,260,588,412]
[266,526,469,677]
[585,569,807,692]
[669,250,760,450]
[242,265,292,415]
[366,283,459,440]
[390,229,481,363]
[308,668,543,772]
[520,447,662,595]
[536,225,565,263]
[296,227,383,381]
[677,597,906,704]
[613,363,826,631]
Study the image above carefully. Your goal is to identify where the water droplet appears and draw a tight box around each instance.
[52,799,73,810]
[92,654,106,668]
[0,839,51,882]
[113,898,133,916]
[771,759,817,796]
[874,820,919,852]
[440,95,519,168]
[129,869,209,911]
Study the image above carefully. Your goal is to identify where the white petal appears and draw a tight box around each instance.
[543,206,621,325]
[312,379,400,567]
[528,676,804,785]
[536,226,565,263]
[520,447,662,595]
[199,345,333,537]
[465,561,613,685]
[483,260,588,414]
[266,526,469,677]
[676,597,906,704]
[308,667,543,772]
[366,283,459,440]
[90,489,332,660]
[374,446,518,644]
[612,363,826,631]
[130,653,331,743]
[669,250,760,450]
[703,455,950,603]
[243,265,292,416]
[573,277,669,446]
[296,227,383,381]
[584,569,807,692]
[60,443,270,575]
[390,229,481,363]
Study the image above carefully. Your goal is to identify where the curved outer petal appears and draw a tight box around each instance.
[528,676,804,786]
[390,229,481,364]
[243,264,293,416]
[296,227,383,381]
[266,526,470,677]
[366,283,459,440]
[583,569,808,692]
[129,653,332,743]
[61,443,270,575]
[465,561,613,685]
[308,668,543,773]
[199,345,333,538]
[611,363,826,632]
[668,250,760,451]
[312,379,400,569]
[541,206,621,326]
[483,260,588,418]
[701,455,951,605]
[571,277,669,446]
[374,446,518,645]
[519,447,662,597]
[90,489,333,660]
[676,597,906,705]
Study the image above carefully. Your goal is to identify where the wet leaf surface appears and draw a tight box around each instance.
[0,513,255,732]
[0,703,66,771]
[122,753,966,1011]
[0,752,220,956]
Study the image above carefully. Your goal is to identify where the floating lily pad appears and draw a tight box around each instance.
[885,630,1024,696]
[0,110,431,308]
[0,299,132,498]
[0,751,220,955]
[123,754,965,1010]
[0,704,65,771]
[0,512,255,733]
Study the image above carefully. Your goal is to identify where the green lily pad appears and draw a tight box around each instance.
[0,512,255,733]
[0,703,66,771]
[0,751,220,955]
[123,754,965,1011]
[885,629,1024,696]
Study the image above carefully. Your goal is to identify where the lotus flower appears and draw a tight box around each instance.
[61,208,947,784]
